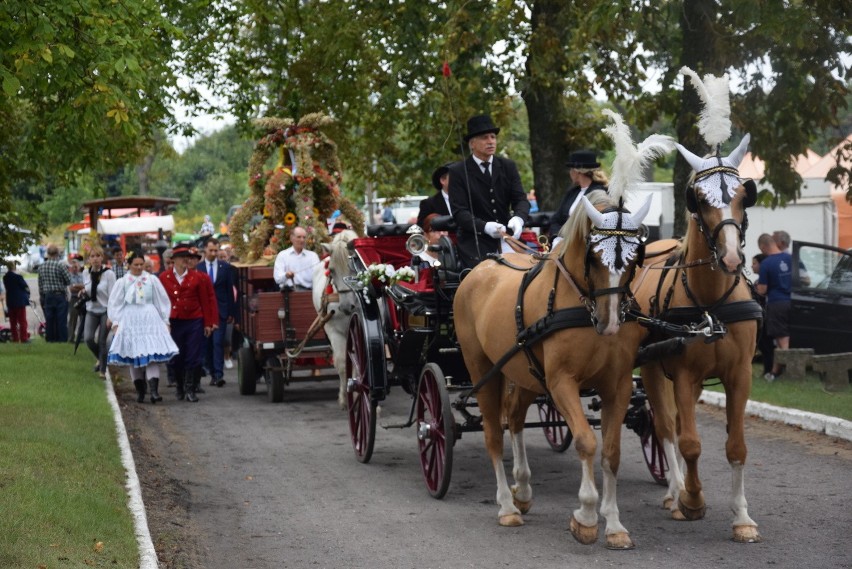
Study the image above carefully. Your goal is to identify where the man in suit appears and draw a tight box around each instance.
[417,162,453,228]
[160,243,219,402]
[549,150,608,242]
[201,237,237,387]
[448,114,530,268]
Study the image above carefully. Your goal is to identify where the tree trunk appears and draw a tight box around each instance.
[674,0,723,236]
[522,0,573,212]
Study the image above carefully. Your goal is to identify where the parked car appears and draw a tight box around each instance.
[789,241,852,354]
[24,245,44,273]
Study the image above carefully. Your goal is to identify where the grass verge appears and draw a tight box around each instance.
[0,340,139,568]
[702,364,852,422]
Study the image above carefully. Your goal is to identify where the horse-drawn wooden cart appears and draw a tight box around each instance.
[235,264,338,402]
[339,216,669,499]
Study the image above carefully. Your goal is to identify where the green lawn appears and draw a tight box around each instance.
[0,340,138,568]
[703,364,852,422]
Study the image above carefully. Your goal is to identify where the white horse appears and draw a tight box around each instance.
[312,229,359,408]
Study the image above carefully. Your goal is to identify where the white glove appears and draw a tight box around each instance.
[484,222,506,239]
[507,216,523,239]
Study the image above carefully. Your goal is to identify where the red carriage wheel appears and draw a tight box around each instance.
[537,400,572,452]
[345,313,377,463]
[415,363,455,499]
[237,345,257,396]
[640,407,669,486]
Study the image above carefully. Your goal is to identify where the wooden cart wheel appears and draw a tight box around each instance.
[265,356,285,403]
[237,345,257,396]
[345,313,377,463]
[415,363,455,499]
[640,407,669,485]
[537,400,572,452]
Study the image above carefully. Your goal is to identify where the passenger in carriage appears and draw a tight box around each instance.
[448,114,530,268]
[410,213,448,271]
[273,226,320,291]
[548,150,609,244]
[417,162,453,228]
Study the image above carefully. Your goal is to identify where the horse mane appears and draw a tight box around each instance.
[551,189,612,257]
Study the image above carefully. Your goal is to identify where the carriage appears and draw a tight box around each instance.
[234,264,339,402]
[339,215,669,498]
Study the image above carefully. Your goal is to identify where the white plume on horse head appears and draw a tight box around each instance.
[601,109,675,203]
[680,66,731,148]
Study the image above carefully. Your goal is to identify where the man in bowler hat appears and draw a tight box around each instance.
[549,150,609,241]
[160,243,219,402]
[447,114,530,268]
[417,162,454,228]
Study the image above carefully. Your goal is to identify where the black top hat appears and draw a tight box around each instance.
[431,162,453,190]
[171,242,202,259]
[464,114,501,142]
[566,150,601,170]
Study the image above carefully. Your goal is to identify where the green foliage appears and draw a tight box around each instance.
[0,342,139,567]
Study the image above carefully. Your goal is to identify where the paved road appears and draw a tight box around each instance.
[124,365,852,569]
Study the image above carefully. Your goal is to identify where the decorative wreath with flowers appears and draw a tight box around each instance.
[230,112,365,263]
[355,263,416,288]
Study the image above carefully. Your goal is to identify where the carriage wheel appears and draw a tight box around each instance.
[346,313,377,463]
[640,407,669,486]
[265,356,285,403]
[416,363,455,499]
[237,346,257,395]
[537,400,573,452]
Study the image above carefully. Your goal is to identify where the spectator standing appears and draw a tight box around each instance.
[81,248,117,377]
[528,189,539,213]
[381,205,396,224]
[448,114,530,268]
[107,249,178,404]
[773,229,810,286]
[273,227,320,290]
[756,233,792,381]
[67,256,85,342]
[200,215,215,236]
[751,253,775,377]
[156,248,174,278]
[111,247,127,279]
[159,243,219,402]
[201,237,238,387]
[37,244,72,342]
[3,261,30,342]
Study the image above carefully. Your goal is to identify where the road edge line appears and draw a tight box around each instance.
[104,370,159,569]
[700,390,852,442]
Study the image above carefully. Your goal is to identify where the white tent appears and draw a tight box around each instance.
[97,215,175,235]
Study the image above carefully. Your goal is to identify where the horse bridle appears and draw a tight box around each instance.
[686,175,752,271]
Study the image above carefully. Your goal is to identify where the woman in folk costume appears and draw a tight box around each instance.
[107,248,178,404]
[81,247,117,377]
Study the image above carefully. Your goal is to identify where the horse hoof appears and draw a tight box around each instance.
[671,509,687,521]
[569,516,599,545]
[662,496,675,510]
[511,487,532,514]
[605,532,635,550]
[733,525,761,543]
[499,513,524,527]
[677,497,706,521]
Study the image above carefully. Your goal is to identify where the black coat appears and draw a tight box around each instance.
[200,260,238,321]
[417,191,451,228]
[448,155,530,268]
[3,271,30,309]
[549,182,608,239]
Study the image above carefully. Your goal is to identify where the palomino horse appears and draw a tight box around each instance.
[312,229,359,408]
[632,134,764,543]
[453,190,653,549]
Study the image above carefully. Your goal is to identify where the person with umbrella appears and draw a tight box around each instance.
[107,248,178,403]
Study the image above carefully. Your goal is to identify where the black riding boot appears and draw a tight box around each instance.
[148,378,162,404]
[175,370,186,400]
[185,369,199,402]
[133,379,147,403]
[166,363,176,387]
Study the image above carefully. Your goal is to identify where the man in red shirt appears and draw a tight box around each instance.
[160,243,219,402]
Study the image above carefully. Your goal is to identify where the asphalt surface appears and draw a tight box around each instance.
[124,363,852,569]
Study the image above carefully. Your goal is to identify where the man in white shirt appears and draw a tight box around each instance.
[273,226,320,290]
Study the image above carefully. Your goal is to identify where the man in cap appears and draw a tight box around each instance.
[160,243,219,402]
[447,114,530,268]
[417,162,454,229]
[549,150,609,241]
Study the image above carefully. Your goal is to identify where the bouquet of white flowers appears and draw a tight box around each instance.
[356,263,416,288]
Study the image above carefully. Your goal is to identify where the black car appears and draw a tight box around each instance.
[789,241,852,354]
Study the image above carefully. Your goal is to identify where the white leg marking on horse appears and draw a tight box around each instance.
[600,458,628,537]
[730,462,757,528]
[663,438,684,510]
[573,459,599,527]
[493,455,521,518]
[510,431,532,503]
